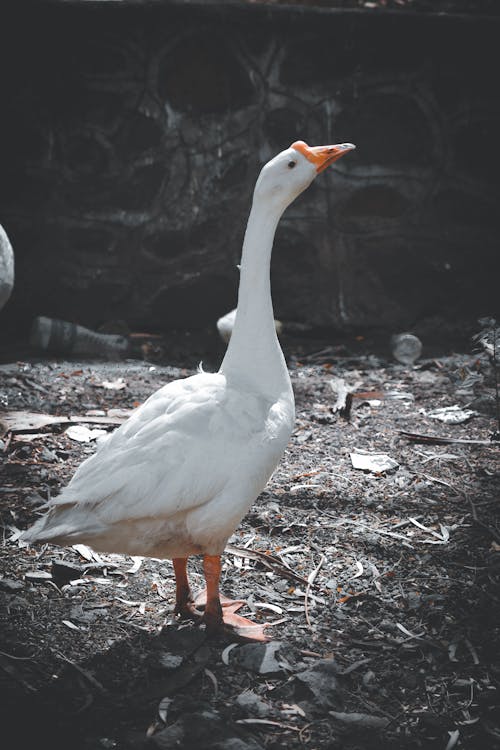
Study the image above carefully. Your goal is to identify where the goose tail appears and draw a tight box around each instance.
[21,504,106,547]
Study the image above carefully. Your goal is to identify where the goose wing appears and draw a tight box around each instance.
[24,371,277,543]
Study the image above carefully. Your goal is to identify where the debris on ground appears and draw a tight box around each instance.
[0,343,499,749]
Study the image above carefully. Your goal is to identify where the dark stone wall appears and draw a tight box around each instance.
[0,2,499,337]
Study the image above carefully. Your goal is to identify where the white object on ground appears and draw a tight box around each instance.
[350,452,399,473]
[0,224,14,312]
[65,425,109,443]
[427,405,477,424]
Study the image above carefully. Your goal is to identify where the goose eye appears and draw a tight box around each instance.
[288,160,296,169]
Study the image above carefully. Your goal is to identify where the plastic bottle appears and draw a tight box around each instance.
[390,332,422,365]
[30,316,129,357]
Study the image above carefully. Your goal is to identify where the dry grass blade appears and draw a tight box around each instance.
[324,516,415,548]
[236,718,301,731]
[204,667,218,697]
[399,430,496,446]
[305,554,325,629]
[225,544,310,585]
[0,652,36,692]
[55,650,107,694]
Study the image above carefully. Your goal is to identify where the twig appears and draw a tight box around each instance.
[408,517,448,541]
[55,650,106,694]
[305,554,325,629]
[0,650,36,661]
[343,689,397,720]
[225,544,310,586]
[390,515,424,530]
[321,515,415,548]
[203,667,218,698]
[399,430,496,446]
[420,474,456,490]
[298,723,313,743]
[236,718,301,732]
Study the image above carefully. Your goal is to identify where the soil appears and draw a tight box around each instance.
[0,331,499,750]
[249,0,499,16]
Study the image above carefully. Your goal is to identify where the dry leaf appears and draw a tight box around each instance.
[65,425,108,443]
[98,379,127,391]
[350,452,399,473]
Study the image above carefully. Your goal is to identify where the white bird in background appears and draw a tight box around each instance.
[22,140,356,641]
[217,308,282,344]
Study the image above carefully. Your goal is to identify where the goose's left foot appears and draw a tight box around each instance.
[172,555,271,641]
[201,555,270,642]
[209,609,270,642]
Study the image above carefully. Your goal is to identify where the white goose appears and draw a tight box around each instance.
[22,140,355,640]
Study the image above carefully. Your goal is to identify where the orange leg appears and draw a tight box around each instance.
[172,556,271,641]
[173,557,195,618]
[202,555,269,642]
[202,555,224,631]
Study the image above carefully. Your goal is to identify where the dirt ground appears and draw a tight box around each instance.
[250,0,499,15]
[1,331,499,750]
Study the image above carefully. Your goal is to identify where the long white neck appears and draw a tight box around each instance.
[220,196,291,397]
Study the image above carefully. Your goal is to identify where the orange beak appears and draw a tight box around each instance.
[291,140,356,173]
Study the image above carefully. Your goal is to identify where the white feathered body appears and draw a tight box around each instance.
[24,371,294,558]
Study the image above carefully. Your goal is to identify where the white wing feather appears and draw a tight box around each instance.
[24,370,293,553]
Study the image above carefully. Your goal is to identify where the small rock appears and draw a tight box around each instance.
[295,658,343,710]
[152,708,243,750]
[16,445,33,459]
[157,624,206,654]
[39,447,58,463]
[150,720,184,749]
[236,689,270,717]
[157,652,184,670]
[232,642,283,674]
[25,570,53,583]
[0,578,24,592]
[329,710,389,730]
[51,560,84,585]
[70,605,108,623]
[148,704,262,750]
[296,430,312,444]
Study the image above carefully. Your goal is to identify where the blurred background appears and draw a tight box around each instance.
[0,0,499,361]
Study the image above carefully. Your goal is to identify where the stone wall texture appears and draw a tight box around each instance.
[0,2,499,337]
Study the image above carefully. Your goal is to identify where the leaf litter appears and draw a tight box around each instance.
[0,345,499,749]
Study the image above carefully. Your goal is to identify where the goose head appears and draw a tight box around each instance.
[253,140,356,212]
